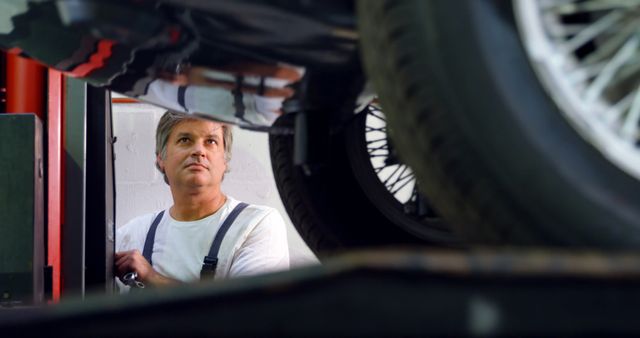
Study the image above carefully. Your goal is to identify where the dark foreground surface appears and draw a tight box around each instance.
[2,249,640,337]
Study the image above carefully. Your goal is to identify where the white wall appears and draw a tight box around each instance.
[111,102,318,267]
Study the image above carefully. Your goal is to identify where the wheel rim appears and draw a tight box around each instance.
[364,104,422,213]
[514,0,640,180]
[347,104,456,243]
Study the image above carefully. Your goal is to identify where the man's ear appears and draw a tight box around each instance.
[156,154,165,173]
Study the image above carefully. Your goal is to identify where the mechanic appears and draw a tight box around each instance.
[115,110,290,290]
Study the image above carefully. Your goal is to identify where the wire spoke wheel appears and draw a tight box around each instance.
[515,0,640,180]
[269,102,458,256]
[347,104,455,242]
[363,104,438,220]
[357,0,640,247]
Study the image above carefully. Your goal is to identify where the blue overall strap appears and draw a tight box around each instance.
[142,210,165,265]
[201,202,249,279]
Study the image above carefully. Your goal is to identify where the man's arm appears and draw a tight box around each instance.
[114,250,181,287]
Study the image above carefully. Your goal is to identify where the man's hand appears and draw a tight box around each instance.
[115,250,179,287]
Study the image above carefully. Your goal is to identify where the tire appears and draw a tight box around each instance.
[357,0,640,248]
[269,111,457,257]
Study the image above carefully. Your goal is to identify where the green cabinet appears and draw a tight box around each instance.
[0,113,44,305]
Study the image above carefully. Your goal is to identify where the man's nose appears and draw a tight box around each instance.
[191,144,205,157]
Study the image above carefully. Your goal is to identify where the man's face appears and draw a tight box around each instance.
[157,119,227,191]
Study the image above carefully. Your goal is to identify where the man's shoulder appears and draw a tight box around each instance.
[244,203,276,214]
[226,198,285,230]
[118,210,167,235]
[116,210,167,252]
[228,198,276,217]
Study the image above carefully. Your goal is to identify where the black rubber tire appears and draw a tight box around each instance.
[357,0,640,248]
[269,113,445,257]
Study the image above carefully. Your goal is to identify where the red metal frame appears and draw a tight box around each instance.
[47,70,65,302]
[111,97,139,104]
[6,54,45,118]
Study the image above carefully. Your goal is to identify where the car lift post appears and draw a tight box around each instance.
[3,53,115,302]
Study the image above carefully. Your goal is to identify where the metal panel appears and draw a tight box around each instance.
[0,114,44,305]
[62,80,116,297]
[0,52,5,114]
[84,85,115,294]
[62,77,86,297]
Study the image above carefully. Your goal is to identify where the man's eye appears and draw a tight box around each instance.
[206,139,216,145]
[178,137,190,143]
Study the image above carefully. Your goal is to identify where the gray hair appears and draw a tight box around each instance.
[155,110,233,183]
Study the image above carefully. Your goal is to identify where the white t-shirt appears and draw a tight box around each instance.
[116,196,290,286]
